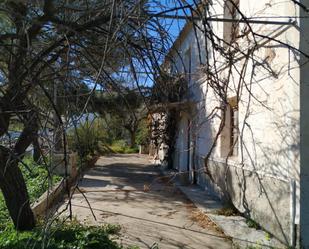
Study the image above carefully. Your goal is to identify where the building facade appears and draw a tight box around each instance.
[153,0,309,247]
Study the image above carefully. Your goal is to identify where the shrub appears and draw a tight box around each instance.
[68,118,109,161]
[109,140,138,154]
[123,147,139,154]
[136,118,149,146]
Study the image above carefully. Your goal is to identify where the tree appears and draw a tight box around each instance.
[0,0,168,230]
[93,89,147,148]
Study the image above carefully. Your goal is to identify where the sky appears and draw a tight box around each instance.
[149,0,193,42]
[93,1,194,91]
[122,0,193,88]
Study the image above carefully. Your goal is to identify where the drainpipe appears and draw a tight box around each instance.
[290,179,296,248]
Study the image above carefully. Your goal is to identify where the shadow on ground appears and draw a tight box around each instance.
[58,154,232,249]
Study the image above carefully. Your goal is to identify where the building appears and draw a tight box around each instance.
[151,1,309,247]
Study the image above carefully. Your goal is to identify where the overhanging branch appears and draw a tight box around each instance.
[132,14,297,26]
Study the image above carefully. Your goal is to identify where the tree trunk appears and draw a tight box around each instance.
[0,111,38,231]
[33,137,41,163]
[53,81,63,152]
[129,130,136,148]
[0,151,35,231]
[54,114,63,152]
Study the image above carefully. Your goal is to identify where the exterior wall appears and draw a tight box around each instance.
[174,113,190,172]
[196,157,292,244]
[299,1,309,247]
[167,0,307,246]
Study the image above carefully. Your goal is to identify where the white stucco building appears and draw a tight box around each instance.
[152,1,309,247]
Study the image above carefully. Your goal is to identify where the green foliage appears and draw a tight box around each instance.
[93,90,143,117]
[68,118,110,161]
[103,114,124,143]
[126,147,139,153]
[8,121,23,132]
[0,10,12,34]
[0,220,126,249]
[265,232,273,241]
[0,157,61,228]
[246,218,261,230]
[21,157,61,202]
[93,90,147,147]
[0,194,9,228]
[136,118,149,145]
[109,140,139,154]
[68,115,142,159]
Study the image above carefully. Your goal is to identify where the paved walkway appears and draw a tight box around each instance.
[59,154,232,249]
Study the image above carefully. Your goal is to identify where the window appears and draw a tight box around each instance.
[221,96,239,157]
[223,0,240,46]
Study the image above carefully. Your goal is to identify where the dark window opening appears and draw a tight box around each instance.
[229,103,238,156]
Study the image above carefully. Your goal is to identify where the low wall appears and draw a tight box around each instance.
[195,156,292,246]
[32,179,67,218]
[32,154,99,218]
[51,152,78,178]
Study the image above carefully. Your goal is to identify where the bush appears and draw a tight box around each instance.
[123,147,139,154]
[109,140,138,154]
[136,119,149,146]
[68,118,109,161]
[0,220,127,249]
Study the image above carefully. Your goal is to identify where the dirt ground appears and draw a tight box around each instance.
[58,154,232,249]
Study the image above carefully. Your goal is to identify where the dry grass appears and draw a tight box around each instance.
[190,209,217,229]
[186,204,226,237]
[216,204,240,216]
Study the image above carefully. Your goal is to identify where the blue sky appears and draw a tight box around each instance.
[93,1,194,90]
[148,0,193,41]
[124,1,194,88]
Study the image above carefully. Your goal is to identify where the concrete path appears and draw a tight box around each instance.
[59,154,232,249]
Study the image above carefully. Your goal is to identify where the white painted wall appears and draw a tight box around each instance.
[176,114,190,172]
[168,0,308,246]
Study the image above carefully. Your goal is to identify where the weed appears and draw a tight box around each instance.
[246,218,261,230]
[0,220,122,249]
[265,232,273,241]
